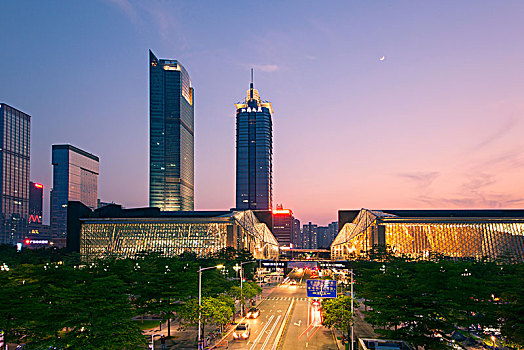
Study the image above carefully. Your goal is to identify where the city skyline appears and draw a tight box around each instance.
[1,1,524,225]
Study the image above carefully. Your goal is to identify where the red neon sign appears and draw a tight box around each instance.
[272,209,291,215]
[28,214,42,224]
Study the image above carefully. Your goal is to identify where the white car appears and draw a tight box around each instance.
[233,323,250,340]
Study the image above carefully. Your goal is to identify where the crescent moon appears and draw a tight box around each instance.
[380,56,385,61]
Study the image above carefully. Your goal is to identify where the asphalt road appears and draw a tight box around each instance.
[223,268,337,350]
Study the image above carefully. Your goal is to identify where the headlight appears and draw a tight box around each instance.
[242,333,248,338]
[233,332,238,338]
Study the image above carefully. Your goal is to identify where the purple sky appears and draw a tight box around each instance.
[1,1,524,225]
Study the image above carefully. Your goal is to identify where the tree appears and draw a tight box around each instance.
[229,281,261,314]
[178,297,233,342]
[322,295,355,342]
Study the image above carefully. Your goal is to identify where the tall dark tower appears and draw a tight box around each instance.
[149,50,194,211]
[0,103,30,245]
[235,70,273,210]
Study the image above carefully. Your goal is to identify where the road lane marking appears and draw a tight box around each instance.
[294,320,302,326]
[249,315,274,350]
[273,298,295,350]
[261,314,281,350]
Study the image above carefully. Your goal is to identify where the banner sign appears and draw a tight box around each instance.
[318,261,352,270]
[307,279,337,298]
[259,260,286,270]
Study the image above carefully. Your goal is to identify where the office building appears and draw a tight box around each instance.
[149,50,194,211]
[328,221,339,242]
[51,144,99,238]
[303,222,318,249]
[317,226,329,248]
[292,218,301,248]
[235,71,273,210]
[66,203,279,261]
[332,209,524,262]
[29,181,43,224]
[0,103,30,245]
[27,181,46,239]
[272,205,295,247]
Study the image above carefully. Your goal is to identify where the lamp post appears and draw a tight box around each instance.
[233,261,256,316]
[198,265,224,349]
[350,269,354,350]
[150,332,162,350]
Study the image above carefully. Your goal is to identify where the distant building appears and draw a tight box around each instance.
[317,226,329,248]
[303,222,318,249]
[317,221,339,248]
[328,221,339,243]
[149,50,194,211]
[97,199,119,209]
[29,182,43,223]
[0,103,30,245]
[292,218,301,248]
[235,71,273,210]
[272,205,295,247]
[51,144,99,239]
[27,181,46,239]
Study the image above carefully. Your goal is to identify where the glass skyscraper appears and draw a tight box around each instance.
[0,103,30,245]
[51,144,99,238]
[235,75,273,210]
[149,50,194,211]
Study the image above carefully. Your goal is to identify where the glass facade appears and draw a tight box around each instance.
[79,210,279,261]
[0,103,30,245]
[235,81,273,210]
[51,145,99,237]
[149,50,194,211]
[331,209,524,262]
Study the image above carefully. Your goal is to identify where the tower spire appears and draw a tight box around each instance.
[250,68,254,99]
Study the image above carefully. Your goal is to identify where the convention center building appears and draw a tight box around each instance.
[66,202,279,261]
[331,209,524,262]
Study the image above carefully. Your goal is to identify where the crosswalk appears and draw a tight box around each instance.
[265,297,309,301]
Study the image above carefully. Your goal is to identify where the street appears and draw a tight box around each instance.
[221,268,337,350]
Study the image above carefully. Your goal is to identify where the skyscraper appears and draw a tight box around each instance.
[51,144,99,238]
[272,205,295,247]
[0,103,30,245]
[29,181,43,224]
[149,50,194,211]
[235,71,273,210]
[302,222,318,249]
[292,218,301,248]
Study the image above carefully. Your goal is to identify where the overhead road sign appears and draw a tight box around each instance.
[307,279,337,298]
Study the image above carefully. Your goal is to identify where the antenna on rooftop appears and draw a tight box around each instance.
[250,68,254,98]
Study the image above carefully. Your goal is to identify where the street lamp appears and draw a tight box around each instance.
[198,265,224,349]
[349,269,354,350]
[150,332,162,350]
[233,261,256,316]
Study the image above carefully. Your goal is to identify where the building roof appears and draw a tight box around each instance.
[52,144,99,161]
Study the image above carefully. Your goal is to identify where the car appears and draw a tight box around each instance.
[233,323,250,340]
[246,307,260,319]
[289,280,297,286]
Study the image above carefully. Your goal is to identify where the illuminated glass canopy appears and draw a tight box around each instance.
[331,209,524,262]
[80,209,279,261]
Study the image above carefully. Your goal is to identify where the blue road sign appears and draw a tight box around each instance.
[307,279,337,298]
